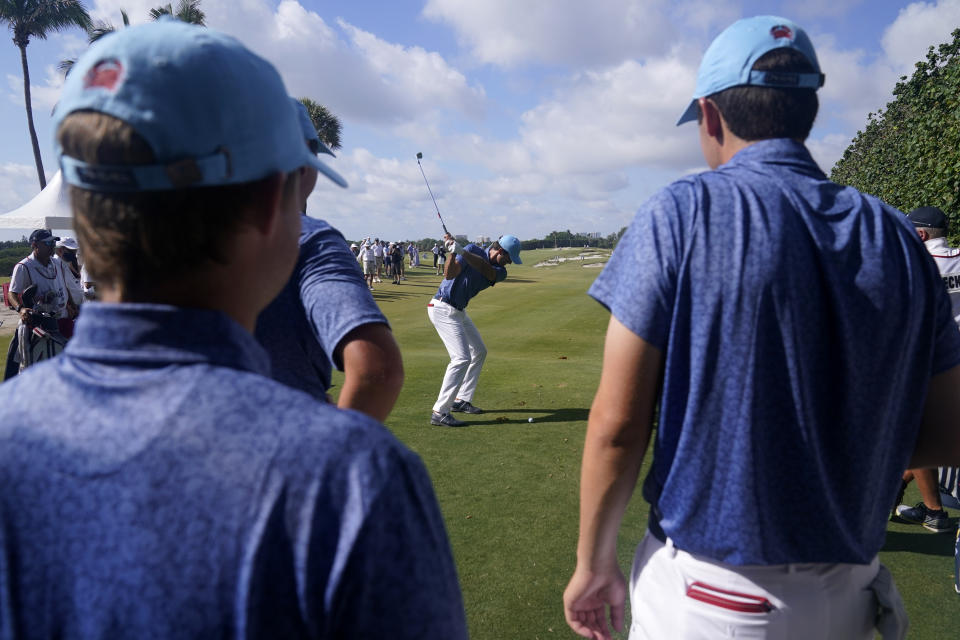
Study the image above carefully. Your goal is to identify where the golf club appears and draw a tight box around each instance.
[416,152,449,235]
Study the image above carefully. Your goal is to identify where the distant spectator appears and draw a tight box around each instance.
[54,237,83,308]
[360,240,377,289]
[373,238,384,283]
[395,242,406,280]
[6,229,69,376]
[436,243,446,275]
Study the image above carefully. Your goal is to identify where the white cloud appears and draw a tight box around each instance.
[670,0,741,37]
[813,36,898,132]
[511,56,702,174]
[78,0,485,128]
[191,0,485,126]
[806,132,853,174]
[782,0,866,20]
[422,0,677,67]
[6,65,62,113]
[810,0,960,142]
[881,0,960,74]
[0,163,45,214]
[337,20,486,119]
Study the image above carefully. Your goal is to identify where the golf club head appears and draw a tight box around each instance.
[21,283,38,310]
[416,152,423,160]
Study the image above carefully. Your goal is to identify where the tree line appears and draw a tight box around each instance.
[354,228,628,253]
[0,240,30,278]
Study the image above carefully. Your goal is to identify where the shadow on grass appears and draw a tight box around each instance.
[883,527,957,557]
[460,407,589,426]
[371,286,433,302]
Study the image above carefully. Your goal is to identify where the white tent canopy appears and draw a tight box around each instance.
[0,171,73,231]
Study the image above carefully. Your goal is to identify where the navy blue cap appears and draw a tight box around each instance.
[29,229,58,244]
[907,206,948,229]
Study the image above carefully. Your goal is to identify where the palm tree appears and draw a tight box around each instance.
[299,97,342,151]
[60,0,205,77]
[149,0,204,25]
[58,9,128,77]
[1,0,92,189]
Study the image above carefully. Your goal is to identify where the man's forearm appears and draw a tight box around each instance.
[910,363,960,468]
[443,254,460,280]
[575,318,662,569]
[336,325,404,422]
[338,369,403,422]
[458,250,495,282]
[577,406,651,568]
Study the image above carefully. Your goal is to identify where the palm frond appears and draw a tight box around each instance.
[19,0,92,40]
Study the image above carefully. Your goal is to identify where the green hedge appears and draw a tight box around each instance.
[831,28,960,241]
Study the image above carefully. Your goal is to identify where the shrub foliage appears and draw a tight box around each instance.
[831,29,960,232]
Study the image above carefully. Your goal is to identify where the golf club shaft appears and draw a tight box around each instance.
[416,157,449,235]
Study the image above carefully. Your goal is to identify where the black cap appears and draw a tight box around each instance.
[28,229,59,244]
[907,206,948,229]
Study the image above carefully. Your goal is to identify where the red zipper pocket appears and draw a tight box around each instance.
[686,581,776,613]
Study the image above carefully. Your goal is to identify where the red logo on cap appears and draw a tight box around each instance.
[83,59,124,91]
[771,25,793,40]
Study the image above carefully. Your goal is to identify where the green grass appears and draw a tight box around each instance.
[333,248,960,639]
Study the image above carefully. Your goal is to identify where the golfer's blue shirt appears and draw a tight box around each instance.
[435,244,506,310]
[0,304,467,638]
[590,139,960,565]
[256,215,388,400]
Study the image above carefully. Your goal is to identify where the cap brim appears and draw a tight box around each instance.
[306,153,348,188]
[676,100,698,126]
[316,140,336,157]
[510,250,522,265]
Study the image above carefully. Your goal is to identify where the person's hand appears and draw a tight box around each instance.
[445,239,462,255]
[19,307,36,327]
[563,565,627,640]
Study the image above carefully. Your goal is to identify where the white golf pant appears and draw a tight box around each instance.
[428,298,487,414]
[628,532,907,640]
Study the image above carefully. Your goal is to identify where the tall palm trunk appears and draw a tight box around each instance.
[19,43,46,190]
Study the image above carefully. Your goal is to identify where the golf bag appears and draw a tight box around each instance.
[15,284,67,373]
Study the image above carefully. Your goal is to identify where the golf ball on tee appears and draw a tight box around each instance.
[528,417,534,423]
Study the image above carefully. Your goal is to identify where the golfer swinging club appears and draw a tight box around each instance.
[428,232,522,426]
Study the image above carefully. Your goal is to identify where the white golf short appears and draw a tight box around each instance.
[628,531,907,640]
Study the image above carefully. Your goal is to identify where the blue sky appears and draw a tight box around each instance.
[1,0,958,242]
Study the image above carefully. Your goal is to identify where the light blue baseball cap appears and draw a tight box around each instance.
[499,234,522,264]
[53,19,340,191]
[676,15,824,126]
